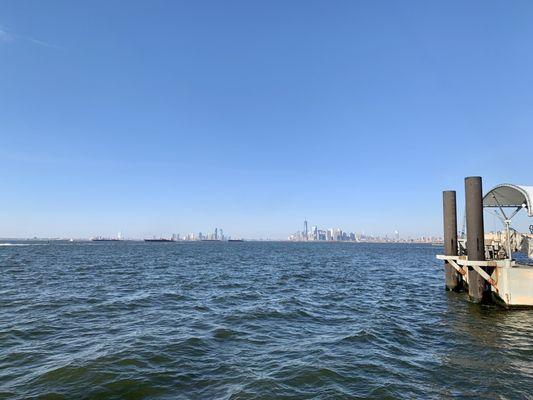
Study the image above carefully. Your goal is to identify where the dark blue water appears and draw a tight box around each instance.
[1,242,532,399]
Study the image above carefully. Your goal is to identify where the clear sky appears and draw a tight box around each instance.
[1,1,532,239]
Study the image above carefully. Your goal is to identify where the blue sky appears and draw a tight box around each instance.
[1,0,532,239]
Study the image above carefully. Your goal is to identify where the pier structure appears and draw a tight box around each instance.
[437,177,533,307]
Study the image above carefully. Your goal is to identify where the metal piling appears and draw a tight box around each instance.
[465,176,490,303]
[443,190,460,291]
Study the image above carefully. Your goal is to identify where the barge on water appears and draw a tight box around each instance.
[437,177,533,307]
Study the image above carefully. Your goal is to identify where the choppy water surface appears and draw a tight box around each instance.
[1,242,532,399]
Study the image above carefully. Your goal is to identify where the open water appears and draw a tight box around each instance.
[0,242,532,399]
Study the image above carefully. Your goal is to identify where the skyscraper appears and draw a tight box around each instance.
[312,226,318,240]
[304,220,308,240]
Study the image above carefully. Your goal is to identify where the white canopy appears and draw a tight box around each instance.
[483,183,533,217]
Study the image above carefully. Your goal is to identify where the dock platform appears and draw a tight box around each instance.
[437,178,533,307]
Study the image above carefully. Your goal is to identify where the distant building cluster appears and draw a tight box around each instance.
[288,220,442,244]
[168,227,233,241]
[183,227,229,241]
[90,227,238,242]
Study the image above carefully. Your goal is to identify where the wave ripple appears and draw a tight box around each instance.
[1,242,532,399]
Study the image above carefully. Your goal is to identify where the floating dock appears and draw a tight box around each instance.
[437,177,533,307]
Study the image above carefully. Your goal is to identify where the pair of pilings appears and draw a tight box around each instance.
[443,176,490,303]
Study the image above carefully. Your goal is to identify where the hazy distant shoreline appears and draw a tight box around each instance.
[0,238,443,245]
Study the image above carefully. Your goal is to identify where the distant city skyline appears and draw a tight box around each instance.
[1,1,532,239]
[288,220,442,243]
[4,216,516,243]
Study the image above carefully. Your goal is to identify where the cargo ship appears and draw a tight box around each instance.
[144,238,175,242]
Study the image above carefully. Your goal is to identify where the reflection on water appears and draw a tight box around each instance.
[436,292,533,397]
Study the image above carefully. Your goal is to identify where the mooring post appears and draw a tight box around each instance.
[443,190,460,290]
[465,176,489,303]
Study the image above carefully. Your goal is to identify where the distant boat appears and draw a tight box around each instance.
[228,239,244,242]
[144,238,175,242]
